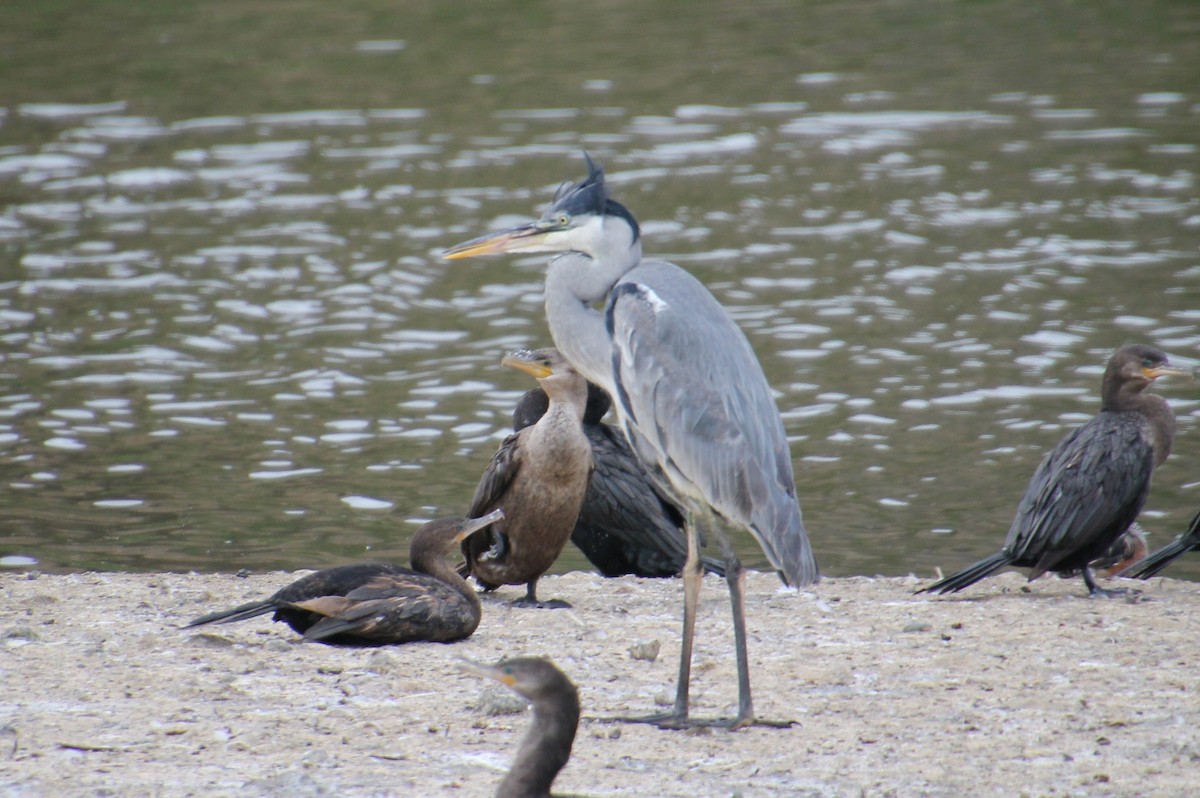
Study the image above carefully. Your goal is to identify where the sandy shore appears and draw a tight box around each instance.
[2,568,1198,797]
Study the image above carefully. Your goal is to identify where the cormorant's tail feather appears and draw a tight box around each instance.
[183,600,277,628]
[916,551,1014,595]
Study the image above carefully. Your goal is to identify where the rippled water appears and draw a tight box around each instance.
[1,1,1198,579]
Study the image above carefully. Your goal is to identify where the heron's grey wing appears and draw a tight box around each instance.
[468,432,523,518]
[606,261,817,586]
[1004,416,1153,574]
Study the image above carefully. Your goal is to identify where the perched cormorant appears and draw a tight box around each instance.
[1118,511,1200,579]
[459,656,579,798]
[513,385,724,579]
[918,344,1187,597]
[184,510,503,644]
[463,349,593,607]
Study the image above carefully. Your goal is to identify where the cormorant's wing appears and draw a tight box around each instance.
[468,432,524,518]
[1005,416,1153,576]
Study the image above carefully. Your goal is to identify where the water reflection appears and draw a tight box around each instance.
[1,1,1198,580]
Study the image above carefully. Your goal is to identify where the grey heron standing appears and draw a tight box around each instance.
[445,155,818,728]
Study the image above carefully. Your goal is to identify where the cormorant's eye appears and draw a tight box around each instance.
[1141,357,1156,368]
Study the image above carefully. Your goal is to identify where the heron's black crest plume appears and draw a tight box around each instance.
[546,154,640,242]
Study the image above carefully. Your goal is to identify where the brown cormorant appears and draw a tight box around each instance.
[459,656,579,798]
[512,384,724,579]
[1118,510,1200,579]
[184,510,503,644]
[463,349,592,607]
[918,344,1187,597]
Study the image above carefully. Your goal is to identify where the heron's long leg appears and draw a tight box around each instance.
[609,512,700,727]
[724,554,755,728]
[668,511,703,719]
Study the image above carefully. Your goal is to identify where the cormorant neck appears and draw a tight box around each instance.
[410,534,483,617]
[495,687,580,798]
[1101,382,1176,467]
[1141,393,1176,466]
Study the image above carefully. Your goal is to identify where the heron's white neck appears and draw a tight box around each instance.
[543,235,641,396]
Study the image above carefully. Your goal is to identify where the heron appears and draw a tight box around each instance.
[445,155,817,728]
[918,344,1188,597]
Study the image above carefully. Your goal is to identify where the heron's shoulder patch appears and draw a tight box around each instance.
[611,282,669,313]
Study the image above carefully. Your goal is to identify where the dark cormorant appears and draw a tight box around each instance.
[459,656,579,798]
[463,349,593,607]
[184,510,502,644]
[513,385,724,579]
[918,344,1187,597]
[1118,511,1200,579]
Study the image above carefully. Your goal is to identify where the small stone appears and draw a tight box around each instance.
[4,626,39,642]
[902,621,932,633]
[628,639,660,661]
[475,684,528,716]
[365,650,399,674]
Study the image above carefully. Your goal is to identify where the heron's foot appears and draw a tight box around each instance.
[602,711,794,730]
[509,596,572,609]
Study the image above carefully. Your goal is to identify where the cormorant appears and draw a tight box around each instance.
[184,510,502,644]
[463,349,593,607]
[512,384,724,579]
[459,656,579,798]
[918,344,1187,597]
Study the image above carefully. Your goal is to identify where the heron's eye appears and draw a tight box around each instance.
[555,212,571,227]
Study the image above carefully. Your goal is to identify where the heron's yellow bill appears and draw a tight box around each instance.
[442,222,546,260]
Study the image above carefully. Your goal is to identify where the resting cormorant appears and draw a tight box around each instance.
[1118,511,1200,579]
[459,656,579,798]
[463,349,592,607]
[184,510,502,644]
[918,344,1187,597]
[513,385,724,579]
